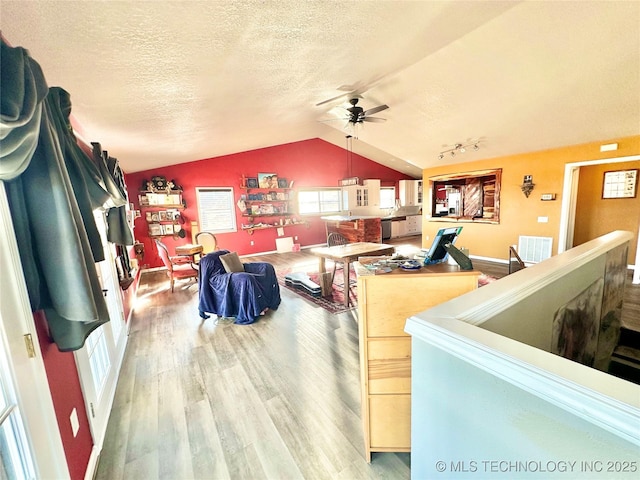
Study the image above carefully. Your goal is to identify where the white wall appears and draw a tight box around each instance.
[411,343,639,480]
[405,230,639,479]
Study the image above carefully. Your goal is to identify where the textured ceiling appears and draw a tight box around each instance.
[1,1,639,177]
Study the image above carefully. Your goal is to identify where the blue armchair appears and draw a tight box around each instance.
[198,250,281,324]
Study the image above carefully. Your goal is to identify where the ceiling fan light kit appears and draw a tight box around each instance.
[346,98,388,124]
[438,141,480,160]
[318,97,389,136]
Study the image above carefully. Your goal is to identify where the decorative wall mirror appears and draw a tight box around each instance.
[429,168,502,224]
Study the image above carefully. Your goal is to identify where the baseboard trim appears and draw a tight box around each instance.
[84,445,100,480]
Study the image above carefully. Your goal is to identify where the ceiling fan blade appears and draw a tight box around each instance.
[363,117,386,123]
[318,117,349,123]
[363,104,389,116]
[316,92,363,107]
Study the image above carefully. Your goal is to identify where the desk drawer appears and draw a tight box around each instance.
[369,395,411,449]
[367,338,411,394]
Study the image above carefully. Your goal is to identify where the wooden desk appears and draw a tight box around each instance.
[355,257,480,462]
[310,242,395,307]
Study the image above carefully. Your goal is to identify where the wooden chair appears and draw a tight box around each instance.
[154,239,199,292]
[327,232,349,284]
[195,231,218,255]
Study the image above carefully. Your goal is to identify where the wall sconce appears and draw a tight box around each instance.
[521,175,535,197]
[438,141,480,160]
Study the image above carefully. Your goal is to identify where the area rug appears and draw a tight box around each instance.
[277,267,358,315]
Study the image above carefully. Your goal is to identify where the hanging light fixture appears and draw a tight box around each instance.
[438,141,481,160]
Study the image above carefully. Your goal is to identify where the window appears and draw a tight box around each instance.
[0,332,36,480]
[380,187,396,209]
[430,169,501,223]
[298,188,342,215]
[196,187,237,233]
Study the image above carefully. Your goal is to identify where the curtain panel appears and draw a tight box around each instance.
[0,40,126,351]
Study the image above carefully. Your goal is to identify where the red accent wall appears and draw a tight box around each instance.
[121,268,140,322]
[33,311,92,480]
[125,138,414,268]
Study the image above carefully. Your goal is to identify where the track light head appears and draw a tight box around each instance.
[438,140,481,160]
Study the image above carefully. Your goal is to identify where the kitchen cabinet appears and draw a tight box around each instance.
[405,214,422,235]
[399,179,422,207]
[390,219,406,238]
[355,258,480,462]
[342,179,381,210]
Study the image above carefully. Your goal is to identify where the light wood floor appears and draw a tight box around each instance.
[95,238,423,480]
[95,236,639,479]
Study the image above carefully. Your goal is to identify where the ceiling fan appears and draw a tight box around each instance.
[320,98,389,127]
[345,98,388,124]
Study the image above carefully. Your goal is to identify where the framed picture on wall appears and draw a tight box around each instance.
[277,177,288,188]
[602,169,638,199]
[258,173,278,189]
[246,177,259,188]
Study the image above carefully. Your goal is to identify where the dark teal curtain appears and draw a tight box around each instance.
[0,39,127,351]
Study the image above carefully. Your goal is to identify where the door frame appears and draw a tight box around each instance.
[559,153,640,283]
[74,209,129,476]
[0,182,69,478]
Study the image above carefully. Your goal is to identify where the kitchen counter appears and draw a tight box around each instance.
[323,216,382,243]
[321,215,381,221]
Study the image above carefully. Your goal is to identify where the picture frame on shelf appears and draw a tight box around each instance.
[277,178,288,188]
[258,173,279,189]
[149,224,162,236]
[246,177,259,188]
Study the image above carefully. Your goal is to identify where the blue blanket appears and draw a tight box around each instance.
[198,250,281,324]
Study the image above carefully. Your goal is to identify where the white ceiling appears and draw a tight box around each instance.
[2,1,639,177]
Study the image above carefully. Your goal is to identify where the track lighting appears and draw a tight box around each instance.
[438,141,481,160]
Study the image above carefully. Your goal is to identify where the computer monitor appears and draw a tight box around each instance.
[423,226,463,265]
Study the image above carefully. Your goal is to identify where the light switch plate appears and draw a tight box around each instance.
[541,193,556,201]
[538,216,549,223]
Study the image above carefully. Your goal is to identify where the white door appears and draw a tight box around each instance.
[74,210,128,456]
[0,182,69,478]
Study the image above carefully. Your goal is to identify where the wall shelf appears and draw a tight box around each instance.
[140,204,185,210]
[139,187,185,237]
[238,176,299,234]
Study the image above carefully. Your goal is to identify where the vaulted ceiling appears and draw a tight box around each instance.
[2,1,638,177]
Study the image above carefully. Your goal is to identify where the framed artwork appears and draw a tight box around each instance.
[277,177,288,188]
[602,169,637,199]
[258,173,279,189]
[246,177,259,188]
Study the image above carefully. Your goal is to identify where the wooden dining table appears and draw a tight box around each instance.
[310,242,396,307]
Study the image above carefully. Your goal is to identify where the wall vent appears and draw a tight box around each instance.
[518,236,553,264]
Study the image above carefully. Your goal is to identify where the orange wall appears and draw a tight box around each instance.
[421,135,640,262]
[574,160,640,262]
